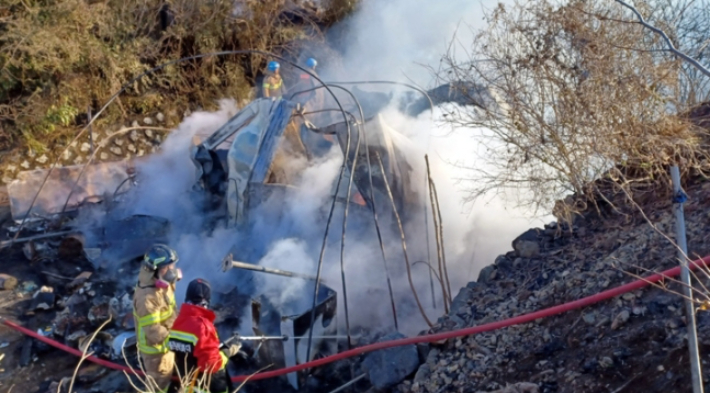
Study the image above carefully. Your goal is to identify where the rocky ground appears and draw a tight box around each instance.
[395,177,710,393]
[5,173,710,393]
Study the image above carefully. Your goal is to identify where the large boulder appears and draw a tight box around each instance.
[512,229,542,258]
[362,332,420,389]
[477,265,496,283]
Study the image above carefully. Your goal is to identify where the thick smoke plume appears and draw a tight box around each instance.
[105,0,550,339]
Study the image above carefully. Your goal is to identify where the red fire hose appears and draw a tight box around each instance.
[3,255,708,384]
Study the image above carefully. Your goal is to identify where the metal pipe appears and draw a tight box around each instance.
[221,254,322,282]
[327,373,367,393]
[235,335,359,341]
[0,230,77,249]
[671,165,704,393]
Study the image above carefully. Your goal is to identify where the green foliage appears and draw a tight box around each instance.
[45,103,79,130]
[0,0,343,154]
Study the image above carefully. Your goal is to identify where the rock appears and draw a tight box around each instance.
[127,144,137,153]
[583,313,596,325]
[62,149,72,161]
[0,274,18,290]
[611,309,630,330]
[513,258,523,267]
[632,305,646,316]
[478,265,496,283]
[413,364,431,383]
[487,382,539,393]
[143,117,153,125]
[512,229,541,258]
[80,142,91,153]
[36,154,48,164]
[114,138,124,146]
[20,160,30,169]
[156,112,165,122]
[131,120,139,128]
[515,240,540,258]
[145,129,154,138]
[362,332,421,389]
[100,152,109,161]
[129,130,140,142]
[496,255,513,270]
[66,330,88,346]
[598,356,613,368]
[109,146,122,156]
[622,293,635,301]
[6,164,16,172]
[416,342,430,363]
[137,149,145,156]
[450,287,472,314]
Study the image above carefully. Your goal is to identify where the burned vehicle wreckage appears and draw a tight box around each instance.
[4,80,486,390]
[187,91,426,390]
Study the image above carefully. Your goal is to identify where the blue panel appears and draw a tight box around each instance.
[249,100,297,183]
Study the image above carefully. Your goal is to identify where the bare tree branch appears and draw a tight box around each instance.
[613,0,710,78]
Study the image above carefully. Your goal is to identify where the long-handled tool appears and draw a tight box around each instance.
[221,253,323,282]
[223,333,358,343]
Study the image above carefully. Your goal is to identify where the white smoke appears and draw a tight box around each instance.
[111,0,553,340]
[255,239,315,306]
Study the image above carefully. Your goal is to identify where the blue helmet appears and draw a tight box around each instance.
[267,61,280,72]
[306,58,317,69]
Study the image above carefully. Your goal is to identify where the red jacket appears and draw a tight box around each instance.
[168,303,228,374]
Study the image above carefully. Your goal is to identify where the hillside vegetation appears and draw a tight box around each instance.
[0,0,354,155]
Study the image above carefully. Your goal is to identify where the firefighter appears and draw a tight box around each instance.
[133,244,182,393]
[262,61,285,98]
[168,278,242,393]
[292,57,319,105]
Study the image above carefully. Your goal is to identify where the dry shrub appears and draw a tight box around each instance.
[435,0,710,217]
[0,0,336,154]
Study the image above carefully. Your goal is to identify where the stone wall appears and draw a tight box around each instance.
[1,113,170,185]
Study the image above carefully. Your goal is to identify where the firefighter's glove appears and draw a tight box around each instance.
[223,342,242,358]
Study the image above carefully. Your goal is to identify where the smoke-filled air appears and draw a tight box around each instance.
[102,0,547,338]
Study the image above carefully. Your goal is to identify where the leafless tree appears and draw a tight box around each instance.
[435,0,710,219]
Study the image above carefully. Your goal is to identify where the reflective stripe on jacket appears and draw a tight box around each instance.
[263,74,285,97]
[133,269,177,355]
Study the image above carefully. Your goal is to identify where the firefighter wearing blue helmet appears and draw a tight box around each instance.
[263,60,285,98]
[292,57,319,105]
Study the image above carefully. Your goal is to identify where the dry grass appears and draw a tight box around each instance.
[0,0,342,155]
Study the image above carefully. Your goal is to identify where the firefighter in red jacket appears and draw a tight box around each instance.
[168,279,241,393]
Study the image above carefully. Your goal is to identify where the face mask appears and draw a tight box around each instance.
[156,267,182,288]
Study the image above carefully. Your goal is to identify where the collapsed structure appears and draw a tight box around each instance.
[3,78,487,390]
